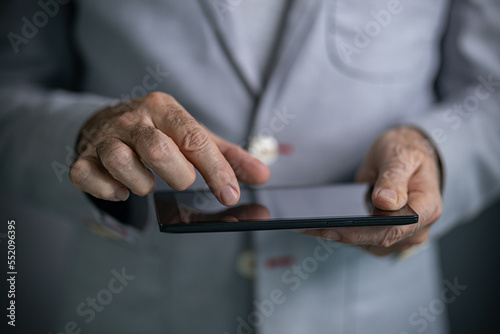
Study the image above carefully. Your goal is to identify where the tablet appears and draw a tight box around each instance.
[154,183,418,233]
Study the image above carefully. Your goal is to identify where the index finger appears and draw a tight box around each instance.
[149,94,240,206]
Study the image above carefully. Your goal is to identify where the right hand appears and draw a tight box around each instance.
[70,92,270,205]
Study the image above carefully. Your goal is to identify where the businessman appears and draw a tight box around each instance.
[1,0,499,333]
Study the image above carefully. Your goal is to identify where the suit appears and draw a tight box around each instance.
[1,0,499,333]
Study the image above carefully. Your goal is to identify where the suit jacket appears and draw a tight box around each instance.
[1,0,499,333]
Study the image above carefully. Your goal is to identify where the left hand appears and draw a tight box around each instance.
[301,126,443,256]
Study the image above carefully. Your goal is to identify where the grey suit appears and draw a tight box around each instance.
[1,0,499,333]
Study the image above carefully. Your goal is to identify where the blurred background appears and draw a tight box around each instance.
[439,198,500,333]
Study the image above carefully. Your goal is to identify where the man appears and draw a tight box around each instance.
[0,0,499,333]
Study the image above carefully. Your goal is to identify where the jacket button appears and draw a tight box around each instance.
[248,135,279,166]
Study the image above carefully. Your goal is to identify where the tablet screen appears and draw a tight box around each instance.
[154,183,418,233]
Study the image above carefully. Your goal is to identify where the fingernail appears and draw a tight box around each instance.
[220,186,238,206]
[115,188,129,201]
[325,230,341,241]
[377,189,398,204]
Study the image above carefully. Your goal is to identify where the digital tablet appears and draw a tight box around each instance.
[154,183,418,233]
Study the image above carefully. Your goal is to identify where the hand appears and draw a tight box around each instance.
[70,92,270,205]
[302,126,442,256]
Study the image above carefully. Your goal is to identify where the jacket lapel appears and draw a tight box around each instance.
[248,0,324,138]
[196,0,323,134]
[197,0,262,96]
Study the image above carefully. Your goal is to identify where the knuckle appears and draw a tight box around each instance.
[95,137,119,156]
[94,188,116,200]
[381,159,407,181]
[169,171,196,191]
[409,148,425,166]
[207,163,227,180]
[146,141,173,165]
[134,180,156,197]
[161,93,176,104]
[96,139,134,170]
[113,113,135,129]
[130,124,156,147]
[163,102,185,121]
[130,126,173,166]
[382,144,424,177]
[430,202,443,223]
[408,234,428,247]
[107,147,134,171]
[206,162,234,187]
[436,204,443,220]
[70,160,92,188]
[379,227,405,248]
[130,124,156,145]
[143,91,170,107]
[181,126,210,153]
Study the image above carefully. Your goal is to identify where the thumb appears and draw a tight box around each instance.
[214,136,271,185]
[372,155,419,211]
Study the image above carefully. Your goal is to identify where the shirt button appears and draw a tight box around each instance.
[248,135,279,166]
[236,249,255,279]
